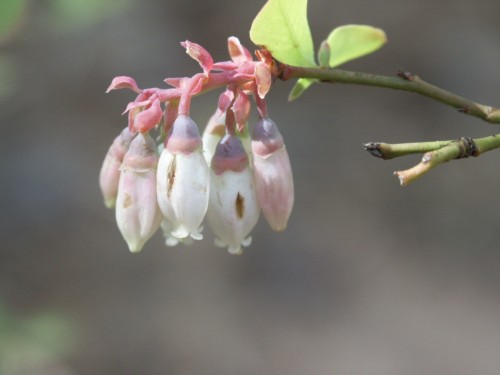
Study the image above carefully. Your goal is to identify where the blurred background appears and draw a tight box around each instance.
[1,0,500,374]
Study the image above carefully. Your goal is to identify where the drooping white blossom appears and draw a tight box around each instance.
[251,117,294,231]
[157,115,210,240]
[206,134,260,254]
[99,127,135,208]
[116,133,162,252]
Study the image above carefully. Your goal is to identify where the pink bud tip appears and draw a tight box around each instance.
[211,134,248,175]
[251,117,284,157]
[166,115,203,154]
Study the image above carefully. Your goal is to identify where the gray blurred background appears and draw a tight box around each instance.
[1,0,500,374]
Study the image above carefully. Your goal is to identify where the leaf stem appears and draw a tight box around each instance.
[279,65,499,124]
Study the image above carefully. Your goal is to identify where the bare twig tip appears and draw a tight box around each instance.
[394,171,406,186]
[363,142,384,159]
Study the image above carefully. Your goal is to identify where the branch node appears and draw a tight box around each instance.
[396,70,415,81]
[457,137,479,158]
[421,153,432,164]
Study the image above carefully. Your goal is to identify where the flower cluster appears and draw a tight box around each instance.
[100,37,294,254]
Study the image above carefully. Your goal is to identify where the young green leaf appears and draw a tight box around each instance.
[289,78,316,101]
[327,25,387,68]
[250,0,316,67]
[317,41,331,68]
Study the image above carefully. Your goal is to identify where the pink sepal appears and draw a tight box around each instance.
[255,62,272,99]
[163,101,179,137]
[181,40,214,76]
[164,77,185,88]
[217,89,235,116]
[155,88,183,102]
[233,72,255,81]
[255,49,274,66]
[133,98,163,133]
[232,91,250,132]
[106,76,141,93]
[122,99,150,115]
[227,36,252,64]
[187,74,205,96]
[212,61,238,71]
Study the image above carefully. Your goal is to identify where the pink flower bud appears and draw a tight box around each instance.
[115,133,162,252]
[207,135,260,254]
[251,117,294,231]
[99,127,135,208]
[157,115,210,240]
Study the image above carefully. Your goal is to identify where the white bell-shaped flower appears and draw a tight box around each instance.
[115,133,162,252]
[206,134,260,254]
[157,115,210,240]
[99,127,135,208]
[251,117,294,231]
[160,219,195,247]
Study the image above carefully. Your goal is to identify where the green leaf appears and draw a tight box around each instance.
[327,25,387,68]
[48,0,133,32]
[0,0,26,40]
[250,0,316,67]
[288,78,316,101]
